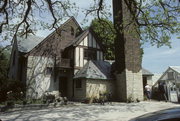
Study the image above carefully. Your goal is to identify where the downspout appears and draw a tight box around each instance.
[72,47,75,98]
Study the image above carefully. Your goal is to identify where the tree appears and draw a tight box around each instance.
[0,47,26,103]
[0,47,10,79]
[0,0,77,51]
[90,18,115,60]
[86,0,179,47]
[90,18,144,61]
[0,47,9,102]
[0,0,179,47]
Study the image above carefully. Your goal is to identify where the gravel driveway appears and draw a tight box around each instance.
[0,101,180,121]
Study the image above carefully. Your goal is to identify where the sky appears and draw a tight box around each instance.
[142,35,180,74]
[1,0,179,74]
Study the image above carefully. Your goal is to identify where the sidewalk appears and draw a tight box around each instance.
[0,101,180,121]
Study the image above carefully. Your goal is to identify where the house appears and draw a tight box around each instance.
[153,66,180,102]
[151,74,161,86]
[9,17,108,100]
[9,17,147,101]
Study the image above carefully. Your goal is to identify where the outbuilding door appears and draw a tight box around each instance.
[169,85,178,102]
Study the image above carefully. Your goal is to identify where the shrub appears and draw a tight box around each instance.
[0,79,25,103]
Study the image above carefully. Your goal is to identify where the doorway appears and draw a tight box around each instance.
[143,76,147,92]
[59,77,68,97]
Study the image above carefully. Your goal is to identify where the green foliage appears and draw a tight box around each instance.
[90,18,144,60]
[137,0,180,47]
[0,47,25,103]
[0,48,9,80]
[90,18,115,60]
[127,94,134,103]
[0,79,25,103]
[87,0,179,48]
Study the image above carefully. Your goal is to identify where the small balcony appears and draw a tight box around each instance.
[56,58,71,68]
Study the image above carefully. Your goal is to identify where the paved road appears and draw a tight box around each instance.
[0,101,180,121]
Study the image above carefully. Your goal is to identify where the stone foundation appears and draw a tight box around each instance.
[115,69,144,102]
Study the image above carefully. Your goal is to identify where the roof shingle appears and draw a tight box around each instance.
[74,60,112,80]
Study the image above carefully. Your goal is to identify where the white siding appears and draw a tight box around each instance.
[84,36,88,46]
[100,51,103,60]
[75,32,104,68]
[75,47,80,67]
[74,69,79,75]
[80,48,83,67]
[84,59,87,66]
[88,34,92,47]
[97,44,100,49]
[79,41,83,46]
[93,37,96,48]
[97,51,100,60]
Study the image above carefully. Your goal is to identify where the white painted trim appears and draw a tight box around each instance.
[80,48,83,67]
[75,47,80,67]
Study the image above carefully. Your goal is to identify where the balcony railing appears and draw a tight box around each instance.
[56,58,71,68]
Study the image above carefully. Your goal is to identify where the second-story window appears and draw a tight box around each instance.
[168,72,174,80]
[71,27,74,36]
[84,49,97,60]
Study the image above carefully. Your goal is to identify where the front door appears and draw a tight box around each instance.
[59,77,68,97]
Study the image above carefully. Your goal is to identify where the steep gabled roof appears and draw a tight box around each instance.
[74,60,112,80]
[18,17,81,54]
[170,66,180,74]
[153,66,180,87]
[65,28,105,51]
[17,35,44,53]
[28,16,82,53]
[65,29,89,48]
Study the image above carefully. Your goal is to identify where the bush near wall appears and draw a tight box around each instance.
[0,79,25,103]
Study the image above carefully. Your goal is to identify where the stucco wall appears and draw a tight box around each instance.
[86,79,114,99]
[26,56,55,99]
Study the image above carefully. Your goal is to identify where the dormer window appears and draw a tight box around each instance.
[71,27,74,36]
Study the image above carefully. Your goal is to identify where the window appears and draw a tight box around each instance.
[75,80,82,88]
[45,67,53,75]
[71,27,74,36]
[168,72,174,80]
[84,49,97,60]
